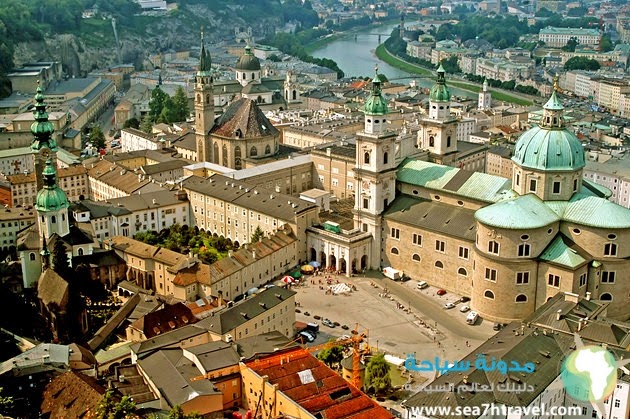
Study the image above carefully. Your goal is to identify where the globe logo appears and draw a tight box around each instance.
[561,345,617,403]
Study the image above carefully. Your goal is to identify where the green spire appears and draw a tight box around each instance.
[30,82,58,152]
[198,29,212,76]
[364,64,388,116]
[429,64,451,102]
[35,159,69,212]
[543,78,564,111]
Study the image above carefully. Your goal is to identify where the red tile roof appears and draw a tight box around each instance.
[245,348,393,419]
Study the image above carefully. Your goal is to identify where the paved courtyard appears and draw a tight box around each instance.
[288,270,496,390]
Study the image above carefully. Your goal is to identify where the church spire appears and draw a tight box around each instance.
[31,81,57,152]
[541,77,564,129]
[198,29,212,75]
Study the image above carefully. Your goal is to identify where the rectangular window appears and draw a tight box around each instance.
[573,179,578,191]
[363,198,369,209]
[516,271,529,284]
[515,173,520,186]
[529,178,537,192]
[602,271,616,283]
[412,233,422,246]
[604,243,617,256]
[390,228,400,239]
[458,246,469,260]
[517,243,531,257]
[435,240,445,253]
[485,268,497,282]
[579,273,587,287]
[488,241,499,254]
[548,274,560,287]
[552,181,561,194]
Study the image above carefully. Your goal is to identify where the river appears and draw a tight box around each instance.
[311,23,477,99]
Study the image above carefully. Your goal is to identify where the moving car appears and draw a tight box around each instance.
[459,305,470,313]
[443,302,455,310]
[436,289,447,296]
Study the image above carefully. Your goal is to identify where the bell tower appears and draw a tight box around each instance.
[194,30,214,162]
[353,66,397,270]
[478,78,492,110]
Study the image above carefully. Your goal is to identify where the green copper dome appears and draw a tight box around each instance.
[35,160,69,212]
[235,45,261,71]
[30,84,58,152]
[512,90,585,172]
[429,64,451,102]
[364,65,389,116]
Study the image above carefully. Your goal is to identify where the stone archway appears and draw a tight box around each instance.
[329,254,337,270]
[351,258,357,274]
[320,251,327,268]
[339,258,347,273]
[310,248,317,263]
[360,255,368,270]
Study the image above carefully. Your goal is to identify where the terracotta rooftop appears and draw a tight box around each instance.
[129,302,196,339]
[40,371,105,419]
[245,348,393,419]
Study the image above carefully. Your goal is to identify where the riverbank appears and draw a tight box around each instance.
[304,19,400,54]
[375,44,533,106]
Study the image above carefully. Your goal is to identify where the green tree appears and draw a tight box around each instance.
[0,387,14,415]
[95,390,136,419]
[90,125,106,150]
[364,353,391,394]
[440,56,461,74]
[168,405,203,419]
[562,37,579,52]
[250,226,264,244]
[123,117,139,129]
[149,86,168,122]
[600,35,613,53]
[564,56,601,71]
[317,345,344,368]
[140,113,153,134]
[171,86,189,122]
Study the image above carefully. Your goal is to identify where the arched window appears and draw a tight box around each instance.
[457,267,467,276]
[213,143,219,164]
[78,248,84,256]
[383,152,388,164]
[600,293,613,301]
[206,94,210,104]
[429,136,435,147]
[390,247,399,255]
[196,94,201,102]
[29,252,36,261]
[234,146,242,170]
[292,90,297,100]
[515,294,527,303]
[265,145,271,155]
[484,290,495,299]
[222,144,228,166]
[51,216,56,224]
[447,136,451,147]
[251,73,255,80]
[364,152,370,164]
[250,146,257,157]
[604,243,617,256]
[435,261,444,269]
[412,254,420,261]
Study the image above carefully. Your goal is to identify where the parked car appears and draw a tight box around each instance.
[466,311,479,325]
[493,322,501,331]
[436,289,447,296]
[443,302,456,309]
[459,305,470,313]
[417,281,428,290]
[299,330,316,342]
[322,319,335,328]
[459,296,470,303]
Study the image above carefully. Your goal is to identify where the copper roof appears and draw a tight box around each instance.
[245,348,393,419]
[210,98,279,139]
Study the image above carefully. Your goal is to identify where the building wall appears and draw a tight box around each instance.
[227,295,295,340]
[486,152,513,179]
[312,152,354,199]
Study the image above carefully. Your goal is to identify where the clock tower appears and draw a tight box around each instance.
[30,84,58,192]
[353,66,397,269]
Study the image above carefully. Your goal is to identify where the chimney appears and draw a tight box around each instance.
[585,292,591,301]
[556,309,563,321]
[326,147,331,156]
[577,319,584,331]
[252,250,256,259]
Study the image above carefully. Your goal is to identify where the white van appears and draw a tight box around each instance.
[466,311,478,325]
[417,281,428,290]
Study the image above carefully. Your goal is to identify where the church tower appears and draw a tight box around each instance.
[353,66,397,270]
[284,69,300,105]
[194,30,214,162]
[478,78,492,110]
[30,84,58,192]
[35,159,70,239]
[417,65,458,157]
